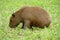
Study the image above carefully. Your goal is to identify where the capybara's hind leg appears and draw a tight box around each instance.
[46,24,50,28]
[21,20,30,29]
[46,22,51,28]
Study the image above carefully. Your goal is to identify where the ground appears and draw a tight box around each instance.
[0,0,60,40]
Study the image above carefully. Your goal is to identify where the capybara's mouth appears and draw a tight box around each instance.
[10,26,16,28]
[9,25,16,28]
[9,23,19,28]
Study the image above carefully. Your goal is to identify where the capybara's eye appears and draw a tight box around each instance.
[12,14,15,17]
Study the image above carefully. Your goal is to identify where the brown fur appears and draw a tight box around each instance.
[9,6,51,29]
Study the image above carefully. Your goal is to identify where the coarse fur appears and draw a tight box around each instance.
[9,6,51,29]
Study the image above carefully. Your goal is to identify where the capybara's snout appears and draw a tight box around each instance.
[9,24,14,28]
[9,21,19,28]
[9,24,17,28]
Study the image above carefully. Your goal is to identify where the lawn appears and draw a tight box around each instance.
[0,0,60,40]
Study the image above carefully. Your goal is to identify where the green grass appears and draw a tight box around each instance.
[0,0,60,40]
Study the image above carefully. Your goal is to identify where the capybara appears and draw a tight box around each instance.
[9,6,51,29]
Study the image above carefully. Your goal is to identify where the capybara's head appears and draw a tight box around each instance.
[9,13,21,28]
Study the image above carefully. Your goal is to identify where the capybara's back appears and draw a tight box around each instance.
[9,6,51,29]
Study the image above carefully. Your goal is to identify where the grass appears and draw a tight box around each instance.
[0,0,60,40]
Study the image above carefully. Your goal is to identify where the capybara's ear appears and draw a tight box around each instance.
[12,14,15,17]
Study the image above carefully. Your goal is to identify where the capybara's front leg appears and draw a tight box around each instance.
[22,20,30,29]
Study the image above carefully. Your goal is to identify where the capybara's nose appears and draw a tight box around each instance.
[9,26,14,28]
[9,25,13,28]
[9,24,11,27]
[9,25,16,28]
